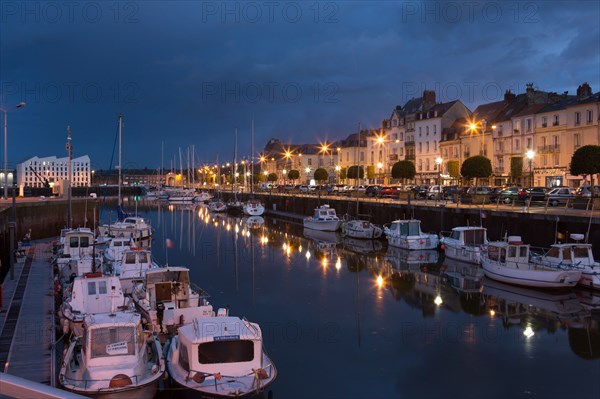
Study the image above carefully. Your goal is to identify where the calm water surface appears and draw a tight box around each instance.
[111,199,600,399]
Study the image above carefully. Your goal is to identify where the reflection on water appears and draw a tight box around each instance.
[126,200,600,398]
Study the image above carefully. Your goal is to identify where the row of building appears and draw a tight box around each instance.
[261,82,599,188]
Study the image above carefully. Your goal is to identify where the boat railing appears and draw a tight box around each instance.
[529,247,587,271]
[439,231,452,238]
[241,316,261,337]
[188,361,275,389]
[190,282,211,299]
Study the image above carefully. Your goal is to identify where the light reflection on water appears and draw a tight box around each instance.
[113,200,599,399]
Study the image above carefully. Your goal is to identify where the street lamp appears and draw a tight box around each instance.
[335,165,341,183]
[435,157,443,194]
[468,119,495,156]
[526,150,535,187]
[2,102,26,198]
[377,162,383,183]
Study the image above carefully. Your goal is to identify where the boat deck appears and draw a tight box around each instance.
[0,241,55,386]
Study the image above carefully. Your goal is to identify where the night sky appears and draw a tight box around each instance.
[1,1,598,170]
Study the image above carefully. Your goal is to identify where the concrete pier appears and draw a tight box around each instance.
[0,241,55,386]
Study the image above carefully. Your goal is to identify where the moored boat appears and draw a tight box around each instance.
[440,226,487,264]
[303,205,341,231]
[384,219,439,250]
[166,315,276,398]
[481,236,582,289]
[243,199,265,216]
[343,218,382,239]
[59,312,164,398]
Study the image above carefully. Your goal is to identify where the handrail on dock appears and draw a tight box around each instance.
[0,372,87,399]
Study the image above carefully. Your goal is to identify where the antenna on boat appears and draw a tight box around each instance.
[585,200,594,243]
[554,216,560,244]
[66,125,73,229]
[117,114,123,208]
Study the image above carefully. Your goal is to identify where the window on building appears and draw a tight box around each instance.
[426,142,429,153]
[515,139,520,151]
[553,153,559,166]
[426,126,429,135]
[434,125,437,134]
[527,138,532,149]
[542,155,547,166]
[575,112,581,125]
[574,133,581,149]
[426,159,430,171]
[308,158,312,166]
[515,120,520,131]
[399,133,404,141]
[360,152,364,162]
[553,115,559,125]
[434,141,437,151]
[553,135,559,149]
[526,119,532,132]
[587,110,593,123]
[418,143,422,153]
[418,160,422,171]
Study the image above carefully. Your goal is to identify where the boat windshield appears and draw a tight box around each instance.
[198,340,254,364]
[573,246,590,258]
[464,229,485,245]
[69,236,90,248]
[90,325,137,358]
[400,222,420,236]
[147,270,189,285]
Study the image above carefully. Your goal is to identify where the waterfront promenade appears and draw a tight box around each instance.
[0,241,55,387]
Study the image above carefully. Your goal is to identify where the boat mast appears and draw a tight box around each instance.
[161,141,164,189]
[66,125,73,228]
[179,147,184,189]
[117,114,122,207]
[251,117,254,196]
[233,128,237,196]
[356,122,361,215]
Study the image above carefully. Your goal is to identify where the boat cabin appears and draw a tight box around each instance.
[448,227,487,246]
[143,267,203,310]
[116,249,155,279]
[69,275,126,316]
[487,237,530,264]
[176,316,268,380]
[62,228,95,259]
[542,244,596,267]
[389,220,422,237]
[101,237,133,262]
[312,205,338,220]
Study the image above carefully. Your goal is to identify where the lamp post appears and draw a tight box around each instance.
[2,102,26,199]
[335,165,341,183]
[435,157,443,197]
[526,150,535,187]
[377,162,383,183]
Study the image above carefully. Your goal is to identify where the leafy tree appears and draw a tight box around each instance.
[347,165,364,179]
[339,167,347,181]
[255,173,265,183]
[570,145,600,190]
[391,160,416,183]
[366,165,375,180]
[461,156,492,186]
[314,168,328,183]
[447,160,460,180]
[267,173,278,183]
[510,157,523,183]
[288,169,300,182]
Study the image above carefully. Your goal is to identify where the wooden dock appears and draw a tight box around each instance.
[0,241,55,386]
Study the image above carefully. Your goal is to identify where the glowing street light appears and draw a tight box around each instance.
[526,150,535,186]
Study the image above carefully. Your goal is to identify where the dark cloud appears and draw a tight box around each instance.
[0,1,597,169]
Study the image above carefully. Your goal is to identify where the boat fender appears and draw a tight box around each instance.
[62,319,69,335]
[179,314,185,325]
[254,368,269,380]
[439,244,445,251]
[215,372,222,380]
[109,374,133,388]
[192,373,206,383]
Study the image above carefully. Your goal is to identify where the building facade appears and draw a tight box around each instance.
[16,155,91,188]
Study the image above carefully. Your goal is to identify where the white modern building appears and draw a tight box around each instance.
[16,155,91,188]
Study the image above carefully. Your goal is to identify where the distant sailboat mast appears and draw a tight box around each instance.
[118,114,123,208]
[251,117,255,196]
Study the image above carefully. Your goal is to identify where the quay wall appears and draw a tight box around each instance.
[220,192,600,256]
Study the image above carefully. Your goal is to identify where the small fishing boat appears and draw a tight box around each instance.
[59,312,164,398]
[131,267,211,335]
[243,199,265,216]
[530,234,600,290]
[59,274,132,336]
[166,315,276,398]
[303,205,341,231]
[104,248,161,295]
[481,236,581,288]
[208,199,227,213]
[196,191,212,203]
[440,226,488,264]
[226,199,244,214]
[384,219,439,250]
[342,218,382,239]
[97,215,153,249]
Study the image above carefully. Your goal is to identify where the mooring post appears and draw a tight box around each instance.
[9,221,15,281]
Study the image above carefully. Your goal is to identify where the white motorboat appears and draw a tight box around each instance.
[384,219,439,250]
[60,274,132,336]
[243,199,265,216]
[208,199,227,213]
[59,312,165,398]
[104,248,161,295]
[131,267,211,335]
[54,228,96,268]
[196,191,212,203]
[343,219,382,239]
[226,199,244,214]
[166,316,276,398]
[97,216,153,249]
[481,236,582,289]
[99,236,133,265]
[303,205,342,231]
[440,226,488,264]
[530,234,600,290]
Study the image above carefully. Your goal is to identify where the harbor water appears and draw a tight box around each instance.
[110,199,599,399]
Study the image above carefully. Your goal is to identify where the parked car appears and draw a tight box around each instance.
[545,187,575,206]
[365,185,382,197]
[413,185,429,199]
[298,185,309,193]
[487,187,503,202]
[427,185,445,200]
[308,185,317,192]
[317,185,333,194]
[442,185,460,200]
[575,185,600,198]
[497,187,521,204]
[379,186,401,198]
[331,184,347,193]
[518,187,547,202]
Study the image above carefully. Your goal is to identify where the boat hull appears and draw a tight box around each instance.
[387,234,439,250]
[303,219,341,231]
[441,240,482,264]
[242,205,265,216]
[482,258,581,288]
[343,221,382,239]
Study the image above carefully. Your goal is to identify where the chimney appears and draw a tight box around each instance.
[423,90,436,111]
[526,83,535,105]
[577,83,592,100]
[504,90,516,103]
[548,92,559,104]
